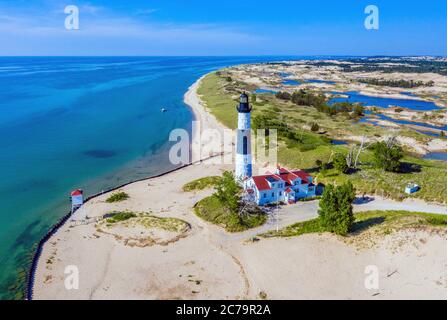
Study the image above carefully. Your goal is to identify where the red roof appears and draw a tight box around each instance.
[291,170,311,182]
[252,175,276,191]
[285,187,293,193]
[250,168,312,192]
[71,189,83,196]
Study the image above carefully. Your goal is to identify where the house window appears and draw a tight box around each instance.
[243,136,248,155]
[279,191,282,196]
[263,193,267,198]
[272,192,275,197]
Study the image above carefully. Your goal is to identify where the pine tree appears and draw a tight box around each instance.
[318,182,356,236]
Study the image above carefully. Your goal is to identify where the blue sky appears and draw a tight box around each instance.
[0,0,446,56]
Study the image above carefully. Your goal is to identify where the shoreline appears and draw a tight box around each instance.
[28,72,227,299]
[184,74,230,162]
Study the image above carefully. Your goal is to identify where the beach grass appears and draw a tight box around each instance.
[260,210,447,238]
[105,191,130,203]
[106,211,136,223]
[103,212,189,232]
[194,195,267,232]
[182,176,222,192]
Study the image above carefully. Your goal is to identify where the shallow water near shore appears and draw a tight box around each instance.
[1,56,318,298]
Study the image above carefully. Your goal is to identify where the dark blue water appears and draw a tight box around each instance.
[254,88,278,94]
[306,79,336,85]
[400,91,418,97]
[282,79,301,86]
[0,56,310,298]
[331,139,348,145]
[329,91,441,111]
[424,152,447,161]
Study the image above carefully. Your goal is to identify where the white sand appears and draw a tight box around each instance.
[33,76,447,300]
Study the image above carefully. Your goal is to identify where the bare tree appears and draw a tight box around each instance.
[354,136,371,168]
[344,136,371,169]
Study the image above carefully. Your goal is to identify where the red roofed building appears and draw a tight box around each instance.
[244,167,316,205]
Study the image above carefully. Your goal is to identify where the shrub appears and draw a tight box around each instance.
[333,153,350,174]
[315,159,323,169]
[275,91,292,100]
[106,192,130,203]
[371,141,403,172]
[310,122,320,132]
[215,171,242,212]
[106,211,136,223]
[318,182,356,236]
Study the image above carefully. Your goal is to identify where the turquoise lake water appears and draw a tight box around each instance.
[0,56,310,298]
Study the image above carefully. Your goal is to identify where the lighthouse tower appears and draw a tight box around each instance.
[235,93,252,182]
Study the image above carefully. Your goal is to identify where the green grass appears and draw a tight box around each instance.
[106,211,136,223]
[137,215,189,232]
[261,218,324,238]
[194,195,267,232]
[260,210,447,238]
[103,212,189,232]
[105,191,130,203]
[197,72,240,129]
[182,176,222,192]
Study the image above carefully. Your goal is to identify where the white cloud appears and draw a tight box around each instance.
[0,6,264,55]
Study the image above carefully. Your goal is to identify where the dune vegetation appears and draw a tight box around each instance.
[198,70,447,204]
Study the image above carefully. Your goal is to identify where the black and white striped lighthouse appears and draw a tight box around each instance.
[235,93,252,181]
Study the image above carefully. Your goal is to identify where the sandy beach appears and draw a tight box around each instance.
[33,76,447,300]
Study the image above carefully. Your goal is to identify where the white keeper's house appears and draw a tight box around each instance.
[234,92,317,206]
[244,167,316,205]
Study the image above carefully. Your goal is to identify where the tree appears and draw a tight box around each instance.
[310,122,320,132]
[251,94,257,104]
[353,104,364,117]
[371,138,403,172]
[318,182,356,236]
[315,159,323,170]
[333,152,350,174]
[215,171,241,212]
